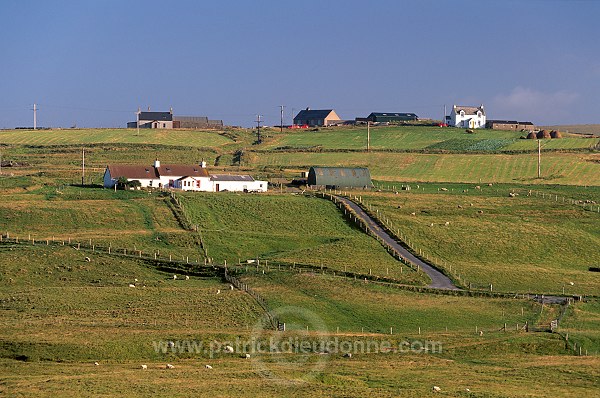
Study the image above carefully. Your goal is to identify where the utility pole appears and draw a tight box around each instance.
[367,121,371,152]
[279,105,285,133]
[255,114,263,144]
[136,107,141,135]
[537,139,541,178]
[81,148,85,186]
[32,103,38,130]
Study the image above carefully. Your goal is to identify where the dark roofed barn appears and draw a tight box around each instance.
[367,112,418,123]
[307,167,372,189]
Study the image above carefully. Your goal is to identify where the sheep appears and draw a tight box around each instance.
[569,282,574,286]
[343,353,352,358]
[410,212,416,216]
[457,205,463,209]
[141,364,148,370]
[229,284,234,290]
[167,341,175,348]
[166,364,175,369]
[84,257,91,262]
[478,210,484,214]
[440,188,448,191]
[185,275,190,280]
[128,284,136,288]
[430,223,434,227]
[470,203,474,206]
[433,386,441,392]
[134,278,138,282]
[444,221,450,226]
[94,362,99,366]
[173,275,178,280]
[205,364,213,369]
[488,183,493,186]
[216,289,221,295]
[479,330,484,336]
[243,353,251,359]
[475,186,481,190]
[224,345,234,353]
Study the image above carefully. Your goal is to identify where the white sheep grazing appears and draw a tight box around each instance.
[85,257,91,262]
[128,284,136,288]
[410,212,416,216]
[479,330,484,336]
[430,223,434,227]
[344,353,352,358]
[205,364,213,369]
[229,284,234,290]
[141,364,148,370]
[185,275,190,280]
[244,353,251,359]
[224,345,234,353]
[432,386,441,392]
[173,275,178,280]
[216,289,221,294]
[134,278,138,282]
[94,362,99,366]
[444,221,450,226]
[569,282,574,286]
[475,186,481,190]
[166,364,175,369]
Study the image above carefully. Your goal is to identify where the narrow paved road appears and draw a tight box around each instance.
[336,196,460,290]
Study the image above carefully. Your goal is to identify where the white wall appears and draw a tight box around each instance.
[451,111,486,129]
[213,180,267,192]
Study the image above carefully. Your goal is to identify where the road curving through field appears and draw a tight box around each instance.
[335,196,460,290]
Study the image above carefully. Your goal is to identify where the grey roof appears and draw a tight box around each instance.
[453,105,485,115]
[487,120,519,124]
[369,112,418,118]
[294,109,336,121]
[173,116,209,123]
[139,112,173,121]
[210,174,255,182]
[307,167,372,188]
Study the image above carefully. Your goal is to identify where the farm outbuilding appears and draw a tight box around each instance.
[366,112,418,123]
[307,167,372,189]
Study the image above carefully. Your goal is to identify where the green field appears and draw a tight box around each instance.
[351,188,600,295]
[251,151,600,186]
[1,127,600,397]
[179,192,426,284]
[258,126,599,152]
[0,128,240,148]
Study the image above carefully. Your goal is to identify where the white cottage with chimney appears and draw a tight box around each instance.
[446,105,486,129]
[103,160,267,192]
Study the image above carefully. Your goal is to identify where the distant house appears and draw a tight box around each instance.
[127,109,223,129]
[486,120,536,131]
[446,105,486,129]
[365,112,419,123]
[293,108,342,127]
[307,167,372,189]
[103,159,267,192]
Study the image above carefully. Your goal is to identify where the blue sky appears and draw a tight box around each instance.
[1,0,599,128]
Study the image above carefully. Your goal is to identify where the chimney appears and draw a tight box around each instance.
[153,159,160,168]
[306,107,310,111]
[170,107,173,114]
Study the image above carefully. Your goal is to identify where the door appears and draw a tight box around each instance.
[216,184,220,192]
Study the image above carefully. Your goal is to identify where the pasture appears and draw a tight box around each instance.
[351,187,600,295]
[251,151,600,186]
[258,125,599,152]
[1,127,599,396]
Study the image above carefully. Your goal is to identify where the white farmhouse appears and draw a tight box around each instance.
[103,160,267,192]
[446,105,486,129]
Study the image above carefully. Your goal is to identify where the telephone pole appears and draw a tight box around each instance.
[367,121,371,152]
[279,105,285,132]
[537,139,541,178]
[32,103,38,130]
[81,148,85,186]
[255,114,263,144]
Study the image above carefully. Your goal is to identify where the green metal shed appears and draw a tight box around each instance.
[307,167,372,189]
